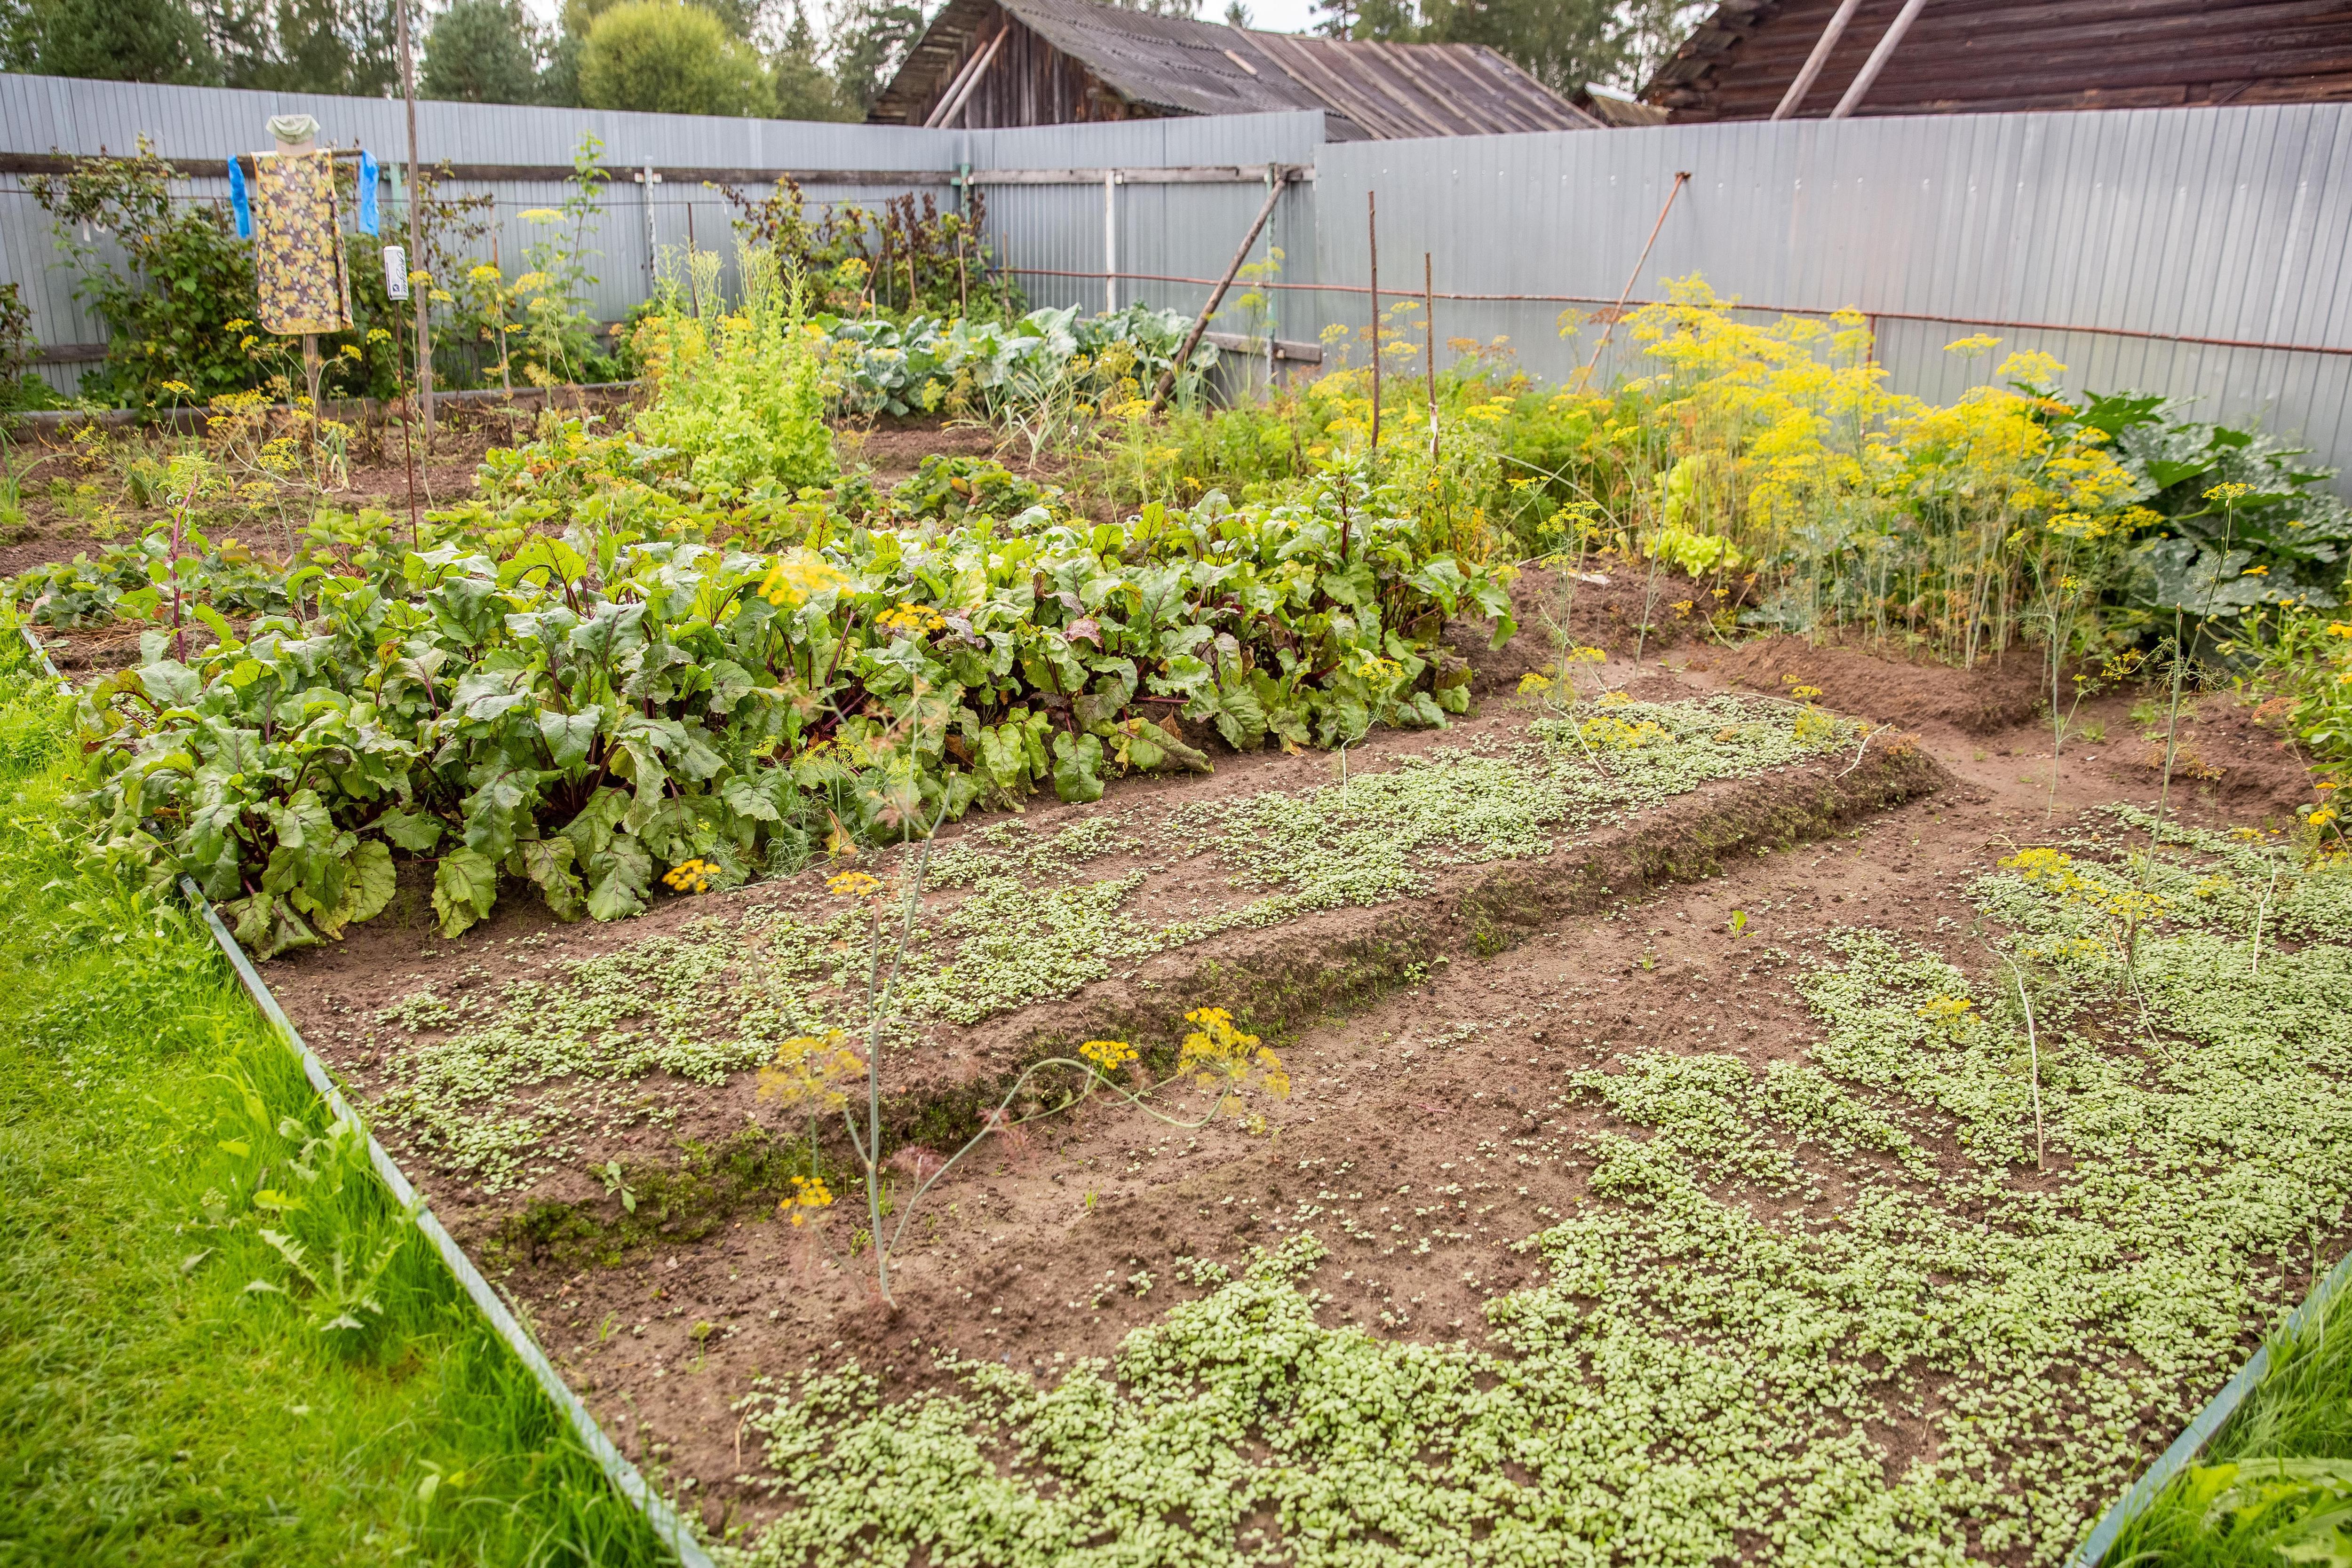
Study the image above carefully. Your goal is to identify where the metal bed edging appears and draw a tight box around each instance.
[11,622,711,1568]
[175,879,717,1568]
[2068,1243,2352,1564]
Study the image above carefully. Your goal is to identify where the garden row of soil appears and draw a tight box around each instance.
[253,625,2336,1545]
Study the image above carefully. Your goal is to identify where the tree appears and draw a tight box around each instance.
[421,0,541,102]
[578,0,771,116]
[1613,0,1706,91]
[204,0,399,95]
[5,0,217,82]
[770,0,851,119]
[1422,0,1626,96]
[1307,0,1353,38]
[825,0,919,112]
[537,25,582,102]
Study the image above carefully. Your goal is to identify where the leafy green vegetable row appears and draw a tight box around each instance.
[72,480,1512,957]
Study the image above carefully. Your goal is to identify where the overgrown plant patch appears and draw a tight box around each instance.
[703,792,2352,1568]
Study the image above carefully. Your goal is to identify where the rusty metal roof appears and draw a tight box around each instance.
[873,0,1600,139]
[1645,0,2352,121]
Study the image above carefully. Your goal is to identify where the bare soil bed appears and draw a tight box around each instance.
[244,615,2351,1561]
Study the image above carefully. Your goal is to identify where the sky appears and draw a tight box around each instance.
[515,0,1327,46]
[1226,0,1322,32]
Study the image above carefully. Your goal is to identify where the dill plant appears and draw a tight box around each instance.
[756,845,1291,1308]
[635,243,835,496]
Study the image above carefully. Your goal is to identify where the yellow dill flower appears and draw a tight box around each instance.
[826,870,880,899]
[759,1033,863,1114]
[1517,673,1555,695]
[1079,1039,1137,1072]
[661,856,716,893]
[781,1174,834,1227]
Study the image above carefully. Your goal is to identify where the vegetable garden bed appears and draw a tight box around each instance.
[247,647,2350,1568]
[15,258,2352,1564]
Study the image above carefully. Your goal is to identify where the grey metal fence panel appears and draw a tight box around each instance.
[5,72,2348,489]
[1316,104,2352,489]
[965,110,1324,352]
[0,74,1321,388]
[0,72,979,382]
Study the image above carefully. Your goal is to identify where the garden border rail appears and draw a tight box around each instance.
[9,622,715,1568]
[2069,1242,2352,1564]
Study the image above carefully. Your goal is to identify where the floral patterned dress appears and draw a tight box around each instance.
[253,150,352,336]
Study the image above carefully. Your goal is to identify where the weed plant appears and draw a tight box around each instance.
[368,695,1861,1196]
[0,645,668,1566]
[717,821,2352,1568]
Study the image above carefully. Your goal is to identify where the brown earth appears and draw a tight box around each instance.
[236,628,2328,1544]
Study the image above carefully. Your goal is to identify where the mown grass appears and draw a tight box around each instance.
[2104,1274,2352,1566]
[0,649,675,1567]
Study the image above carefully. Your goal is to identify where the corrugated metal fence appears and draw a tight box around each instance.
[1315,105,2352,483]
[3,73,2347,487]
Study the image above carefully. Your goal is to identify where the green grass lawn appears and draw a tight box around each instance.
[2102,1275,2352,1566]
[0,651,673,1566]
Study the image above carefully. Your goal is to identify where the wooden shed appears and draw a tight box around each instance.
[1645,0,2352,121]
[870,0,1600,139]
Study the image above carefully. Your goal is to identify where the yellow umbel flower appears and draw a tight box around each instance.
[781,1174,834,1227]
[1079,1039,1137,1072]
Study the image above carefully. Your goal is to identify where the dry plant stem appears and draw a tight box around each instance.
[1839,723,1893,777]
[844,831,942,1308]
[883,1055,1224,1261]
[165,467,205,660]
[1366,189,1380,466]
[1633,547,1666,664]
[2038,548,2078,821]
[2145,497,2240,886]
[1995,953,2047,1170]
[2252,864,2278,975]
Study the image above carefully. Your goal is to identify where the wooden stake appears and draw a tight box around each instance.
[397,298,420,546]
[1773,0,1865,119]
[1830,0,1930,119]
[1150,166,1286,412]
[396,0,432,447]
[1423,250,1438,462]
[1367,189,1380,460]
[493,230,511,397]
[300,332,324,471]
[1579,171,1690,388]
